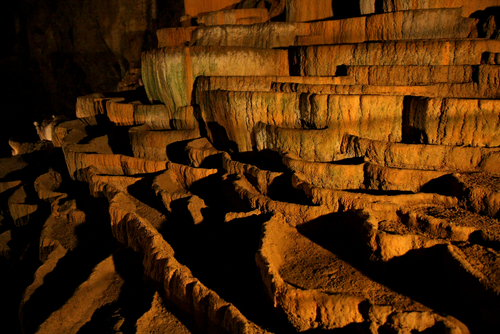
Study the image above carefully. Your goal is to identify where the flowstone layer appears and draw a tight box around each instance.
[3,1,500,333]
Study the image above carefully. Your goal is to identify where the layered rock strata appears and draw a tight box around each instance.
[8,1,500,333]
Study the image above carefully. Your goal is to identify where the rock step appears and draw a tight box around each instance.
[342,135,500,175]
[256,213,470,332]
[159,7,475,48]
[53,122,274,333]
[197,65,499,89]
[272,81,500,99]
[129,125,200,161]
[284,153,449,194]
[199,91,500,155]
[142,46,288,112]
[195,65,500,98]
[142,40,500,110]
[442,172,500,218]
[365,0,500,17]
[291,40,500,74]
[197,8,269,26]
[78,70,500,138]
[135,291,192,334]
[179,0,499,23]
[103,179,271,334]
[76,93,197,130]
[31,2,500,333]
[199,91,403,155]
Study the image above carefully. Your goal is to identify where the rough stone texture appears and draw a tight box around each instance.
[222,153,283,196]
[6,2,500,333]
[183,0,241,18]
[283,153,365,190]
[142,46,289,112]
[152,162,217,224]
[101,176,269,334]
[444,172,500,218]
[60,126,167,179]
[255,213,469,332]
[338,65,486,86]
[185,138,221,167]
[376,0,500,17]
[39,198,85,262]
[76,93,118,119]
[285,0,333,22]
[159,8,475,49]
[199,91,402,155]
[272,81,500,99]
[404,97,500,146]
[16,0,159,121]
[190,22,310,48]
[34,169,63,202]
[157,27,198,48]
[129,125,200,161]
[197,8,270,25]
[298,8,476,45]
[195,75,349,94]
[292,174,458,213]
[0,230,12,260]
[291,40,500,76]
[229,173,330,225]
[193,65,500,97]
[33,255,125,334]
[107,100,194,130]
[342,134,500,174]
[8,186,38,227]
[135,291,191,334]
[20,245,69,332]
[8,139,53,157]
[365,8,475,41]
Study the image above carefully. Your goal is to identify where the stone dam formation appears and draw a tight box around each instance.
[3,0,500,333]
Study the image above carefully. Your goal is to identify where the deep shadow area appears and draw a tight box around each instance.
[204,121,239,154]
[261,172,315,205]
[107,124,134,156]
[156,169,299,332]
[19,195,118,333]
[331,1,361,19]
[0,145,73,334]
[297,212,372,267]
[232,149,289,172]
[76,248,156,334]
[420,173,465,196]
[127,172,171,217]
[470,7,500,38]
[288,46,302,76]
[297,212,500,333]
[162,210,300,333]
[167,138,199,165]
[378,246,500,333]
[0,239,42,334]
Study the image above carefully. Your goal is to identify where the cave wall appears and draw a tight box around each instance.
[0,0,183,157]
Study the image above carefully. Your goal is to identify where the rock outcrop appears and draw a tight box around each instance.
[5,1,500,333]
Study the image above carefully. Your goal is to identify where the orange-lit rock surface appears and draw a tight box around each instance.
[6,1,500,333]
[375,0,500,17]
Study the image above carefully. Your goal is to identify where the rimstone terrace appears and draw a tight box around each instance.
[3,1,500,333]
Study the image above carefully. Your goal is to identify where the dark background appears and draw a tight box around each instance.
[0,0,184,157]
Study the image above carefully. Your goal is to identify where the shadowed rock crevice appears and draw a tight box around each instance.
[76,248,156,334]
[19,195,117,333]
[297,209,500,332]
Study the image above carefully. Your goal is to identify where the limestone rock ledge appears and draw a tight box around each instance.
[255,213,469,333]
[8,1,500,333]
